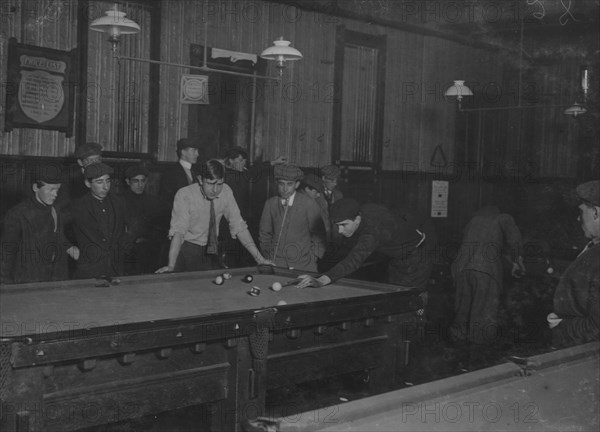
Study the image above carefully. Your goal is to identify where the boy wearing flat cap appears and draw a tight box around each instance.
[122,164,164,274]
[320,164,344,208]
[71,163,136,279]
[259,165,326,272]
[548,179,600,347]
[297,198,434,292]
[1,165,79,284]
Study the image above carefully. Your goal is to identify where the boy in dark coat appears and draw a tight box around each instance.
[71,163,135,279]
[548,180,600,347]
[1,167,78,284]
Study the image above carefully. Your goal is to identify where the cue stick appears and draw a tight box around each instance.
[271,202,289,264]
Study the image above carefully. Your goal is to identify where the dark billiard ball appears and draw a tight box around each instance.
[214,275,224,285]
[243,274,253,283]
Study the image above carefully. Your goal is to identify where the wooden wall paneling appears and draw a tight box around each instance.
[383,32,424,172]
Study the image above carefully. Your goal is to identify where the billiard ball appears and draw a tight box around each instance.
[214,275,224,285]
[248,286,261,296]
[222,272,232,280]
[243,274,254,283]
[277,300,287,306]
[271,282,282,291]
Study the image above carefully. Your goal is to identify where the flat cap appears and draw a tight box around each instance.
[35,163,64,184]
[125,164,150,179]
[274,164,304,181]
[74,142,103,160]
[176,137,203,151]
[84,162,114,180]
[302,173,324,195]
[576,180,600,207]
[330,198,361,223]
[321,165,341,179]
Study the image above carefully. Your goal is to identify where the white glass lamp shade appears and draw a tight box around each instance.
[90,4,140,51]
[260,37,302,73]
[444,80,473,101]
[564,102,587,117]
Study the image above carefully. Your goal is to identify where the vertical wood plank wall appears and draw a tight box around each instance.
[0,0,595,253]
[0,0,586,172]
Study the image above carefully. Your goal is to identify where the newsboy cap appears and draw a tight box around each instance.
[576,180,600,207]
[330,198,361,224]
[84,162,114,180]
[321,165,341,179]
[302,173,324,195]
[125,164,150,179]
[274,164,304,181]
[176,137,203,151]
[74,142,103,161]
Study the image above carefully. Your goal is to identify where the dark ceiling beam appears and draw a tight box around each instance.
[272,0,509,52]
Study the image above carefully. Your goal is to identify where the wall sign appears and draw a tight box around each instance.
[4,38,76,136]
[180,74,209,104]
[431,180,449,218]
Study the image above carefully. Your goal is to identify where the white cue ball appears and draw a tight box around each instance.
[214,275,224,285]
[277,300,287,306]
[547,267,554,275]
[271,282,282,291]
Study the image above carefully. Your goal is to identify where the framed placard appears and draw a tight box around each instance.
[4,38,76,136]
[180,74,209,104]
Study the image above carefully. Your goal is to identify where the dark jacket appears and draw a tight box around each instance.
[1,198,71,284]
[71,193,135,279]
[451,205,523,285]
[324,204,434,289]
[159,163,193,209]
[552,241,600,347]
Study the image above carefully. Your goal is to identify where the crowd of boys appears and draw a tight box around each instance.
[1,139,598,352]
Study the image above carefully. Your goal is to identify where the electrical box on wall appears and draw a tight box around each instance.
[431,180,448,218]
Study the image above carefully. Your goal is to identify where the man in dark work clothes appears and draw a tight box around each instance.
[449,206,525,343]
[71,163,136,279]
[1,166,79,284]
[548,180,600,348]
[159,138,202,208]
[158,138,203,266]
[122,164,165,275]
[298,198,435,292]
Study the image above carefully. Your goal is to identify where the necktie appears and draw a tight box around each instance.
[50,206,58,232]
[206,199,218,255]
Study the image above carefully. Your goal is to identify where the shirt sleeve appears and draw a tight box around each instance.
[326,232,380,282]
[169,188,191,237]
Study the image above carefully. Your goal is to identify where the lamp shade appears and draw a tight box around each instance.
[444,80,473,101]
[90,4,140,37]
[260,37,303,63]
[564,102,587,117]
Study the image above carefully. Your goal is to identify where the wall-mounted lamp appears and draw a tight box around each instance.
[89,3,140,53]
[90,5,302,81]
[260,37,303,76]
[444,80,473,109]
[564,66,590,117]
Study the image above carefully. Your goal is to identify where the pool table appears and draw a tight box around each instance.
[272,342,599,431]
[0,267,421,432]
